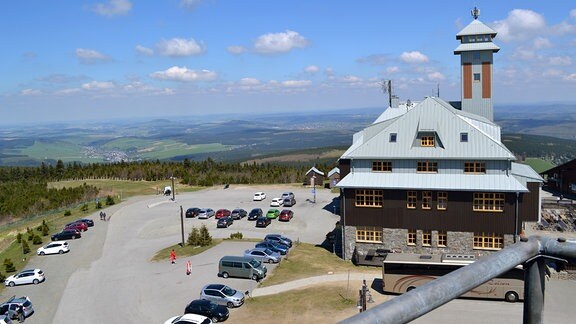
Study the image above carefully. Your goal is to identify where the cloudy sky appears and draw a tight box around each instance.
[1,1,575,125]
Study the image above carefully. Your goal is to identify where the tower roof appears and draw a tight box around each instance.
[454,42,500,54]
[456,20,497,39]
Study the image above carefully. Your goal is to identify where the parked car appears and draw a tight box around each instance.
[64,221,87,232]
[215,209,231,219]
[0,296,34,319]
[75,218,94,227]
[184,299,229,323]
[281,192,295,200]
[37,241,69,256]
[265,234,293,248]
[247,208,263,221]
[4,269,45,287]
[266,209,280,219]
[216,216,233,228]
[51,229,81,241]
[164,313,213,324]
[197,209,215,219]
[279,209,294,222]
[200,284,245,308]
[253,192,266,201]
[244,247,281,263]
[255,216,271,228]
[230,208,247,220]
[270,198,283,207]
[186,207,201,218]
[282,197,296,207]
[0,314,13,324]
[255,240,288,255]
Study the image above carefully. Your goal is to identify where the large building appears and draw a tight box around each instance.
[336,9,543,263]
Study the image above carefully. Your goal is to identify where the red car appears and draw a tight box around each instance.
[215,209,231,219]
[279,209,294,222]
[65,221,88,232]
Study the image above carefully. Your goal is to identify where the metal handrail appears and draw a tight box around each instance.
[339,236,576,324]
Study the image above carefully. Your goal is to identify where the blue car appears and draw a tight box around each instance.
[255,240,288,255]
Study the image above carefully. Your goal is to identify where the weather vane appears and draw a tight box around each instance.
[471,7,480,20]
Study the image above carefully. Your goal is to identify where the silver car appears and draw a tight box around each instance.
[244,247,281,263]
[200,284,245,308]
[197,208,215,219]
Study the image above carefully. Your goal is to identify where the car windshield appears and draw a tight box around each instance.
[221,286,237,296]
[249,259,261,268]
[264,249,274,255]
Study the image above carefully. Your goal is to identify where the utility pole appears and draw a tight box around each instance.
[171,176,176,201]
[180,205,185,247]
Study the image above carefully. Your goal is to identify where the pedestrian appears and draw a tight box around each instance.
[99,211,103,220]
[103,212,107,221]
[186,260,192,275]
[170,249,177,264]
[16,304,25,323]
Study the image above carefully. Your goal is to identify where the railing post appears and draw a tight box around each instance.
[523,257,546,324]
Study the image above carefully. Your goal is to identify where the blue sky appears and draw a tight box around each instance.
[1,1,575,125]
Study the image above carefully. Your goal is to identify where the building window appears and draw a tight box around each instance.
[464,162,486,174]
[473,232,504,250]
[355,189,383,207]
[473,193,505,212]
[417,161,438,173]
[438,231,447,247]
[372,161,392,172]
[421,136,435,147]
[390,133,397,143]
[422,191,432,209]
[407,191,417,209]
[407,230,416,246]
[474,73,481,82]
[422,230,431,246]
[356,226,382,243]
[460,132,468,142]
[437,192,448,210]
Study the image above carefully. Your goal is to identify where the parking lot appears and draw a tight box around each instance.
[0,185,340,323]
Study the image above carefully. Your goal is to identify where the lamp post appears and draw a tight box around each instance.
[171,176,176,201]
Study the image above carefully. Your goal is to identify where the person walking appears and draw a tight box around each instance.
[170,249,177,264]
[17,304,25,322]
[186,260,192,275]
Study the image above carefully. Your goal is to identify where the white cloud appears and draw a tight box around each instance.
[81,81,115,90]
[386,66,399,74]
[254,30,309,54]
[91,0,132,17]
[227,45,246,55]
[150,66,217,82]
[157,38,205,56]
[304,65,320,73]
[340,76,361,83]
[238,78,261,86]
[492,9,546,42]
[533,37,552,49]
[549,56,572,66]
[180,0,202,10]
[399,51,429,64]
[20,89,41,96]
[427,71,445,81]
[76,48,112,64]
[55,88,82,96]
[281,80,311,87]
[564,73,576,81]
[135,45,154,56]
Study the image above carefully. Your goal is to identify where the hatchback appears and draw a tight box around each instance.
[282,197,296,207]
[37,241,69,256]
[197,209,215,219]
[0,296,34,319]
[51,229,81,241]
[184,299,229,323]
[186,207,201,218]
[255,240,288,255]
[265,234,293,248]
[200,284,245,308]
[247,208,263,221]
[255,216,271,228]
[4,269,45,287]
[75,218,95,227]
[253,192,266,201]
[244,247,281,263]
[215,209,231,219]
[164,314,212,324]
[266,209,280,219]
[279,209,294,222]
[216,216,233,228]
[270,198,283,207]
[230,208,247,220]
[64,222,87,232]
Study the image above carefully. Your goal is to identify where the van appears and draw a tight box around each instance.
[218,256,267,281]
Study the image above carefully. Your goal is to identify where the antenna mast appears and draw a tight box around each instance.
[380,80,392,108]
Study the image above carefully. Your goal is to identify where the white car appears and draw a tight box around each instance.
[37,241,70,256]
[270,198,283,207]
[164,314,212,324]
[4,269,45,287]
[253,192,266,201]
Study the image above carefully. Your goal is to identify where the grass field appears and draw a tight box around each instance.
[101,138,233,159]
[524,158,555,174]
[48,179,200,198]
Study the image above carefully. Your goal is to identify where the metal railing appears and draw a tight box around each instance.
[339,235,576,324]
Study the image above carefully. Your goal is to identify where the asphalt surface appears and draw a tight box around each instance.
[1,185,340,323]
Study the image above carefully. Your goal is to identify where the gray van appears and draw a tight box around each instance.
[218,256,267,281]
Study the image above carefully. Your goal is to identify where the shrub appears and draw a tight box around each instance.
[33,235,43,245]
[81,204,89,211]
[230,232,243,240]
[96,200,102,209]
[199,224,212,246]
[27,228,33,241]
[41,220,50,236]
[4,259,16,273]
[64,210,72,216]
[0,271,5,282]
[16,233,22,244]
[106,195,115,206]
[187,227,200,246]
[22,239,30,254]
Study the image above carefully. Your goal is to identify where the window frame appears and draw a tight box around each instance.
[437,231,447,247]
[421,136,435,147]
[356,226,383,243]
[417,161,438,173]
[422,191,432,210]
[473,192,505,212]
[473,232,504,250]
[407,230,416,246]
[389,133,397,143]
[460,132,468,142]
[355,189,383,207]
[372,161,392,172]
[407,191,417,209]
[474,73,481,82]
[437,192,448,210]
[422,230,431,246]
[464,161,486,174]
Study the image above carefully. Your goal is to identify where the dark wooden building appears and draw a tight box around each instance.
[540,159,576,195]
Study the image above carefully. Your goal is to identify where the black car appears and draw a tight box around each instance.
[265,234,293,248]
[185,299,229,323]
[216,216,233,228]
[230,208,247,220]
[248,208,263,221]
[75,218,95,227]
[185,207,201,218]
[255,216,271,228]
[51,229,81,241]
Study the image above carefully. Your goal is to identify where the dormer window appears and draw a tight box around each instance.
[421,136,435,147]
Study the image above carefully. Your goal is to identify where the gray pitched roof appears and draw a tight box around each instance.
[340,97,515,160]
[328,167,340,177]
[456,19,497,38]
[454,42,500,54]
[306,166,324,176]
[512,162,544,186]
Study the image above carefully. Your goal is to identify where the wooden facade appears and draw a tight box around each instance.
[541,159,576,195]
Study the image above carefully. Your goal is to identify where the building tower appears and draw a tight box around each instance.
[454,7,499,121]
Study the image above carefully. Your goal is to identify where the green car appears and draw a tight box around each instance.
[266,209,280,219]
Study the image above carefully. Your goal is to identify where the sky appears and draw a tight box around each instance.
[1,0,575,125]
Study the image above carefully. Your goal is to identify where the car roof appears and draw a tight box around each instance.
[203,284,225,290]
[249,247,268,253]
[174,313,211,323]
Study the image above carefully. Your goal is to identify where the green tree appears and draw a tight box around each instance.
[33,234,43,245]
[16,233,22,243]
[187,227,200,246]
[41,220,49,236]
[106,195,115,206]
[4,258,16,273]
[22,239,30,254]
[199,224,212,246]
